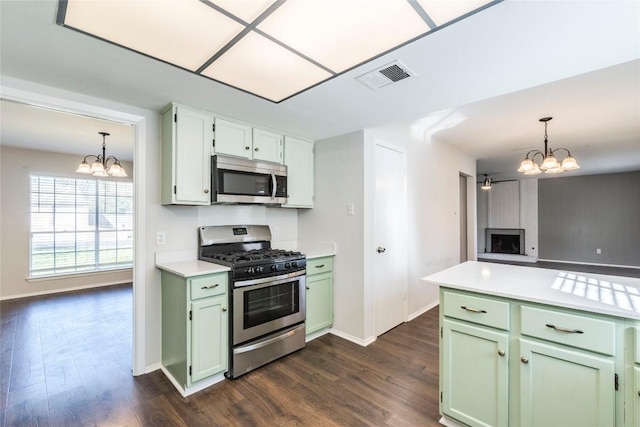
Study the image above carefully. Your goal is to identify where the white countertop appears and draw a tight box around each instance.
[156,260,230,278]
[421,261,640,320]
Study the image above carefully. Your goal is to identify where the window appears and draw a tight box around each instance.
[30,175,133,277]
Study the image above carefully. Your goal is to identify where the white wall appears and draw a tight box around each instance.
[298,124,476,344]
[0,146,134,299]
[298,131,366,342]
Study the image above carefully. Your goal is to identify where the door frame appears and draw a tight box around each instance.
[372,139,408,337]
[1,84,147,375]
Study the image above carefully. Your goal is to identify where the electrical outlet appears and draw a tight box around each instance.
[273,227,280,237]
[347,203,355,216]
[156,231,166,246]
[596,248,602,254]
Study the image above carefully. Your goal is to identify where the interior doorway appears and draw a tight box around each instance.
[1,86,147,375]
[373,141,407,337]
[459,173,468,263]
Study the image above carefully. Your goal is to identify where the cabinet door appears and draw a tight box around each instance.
[214,118,252,159]
[282,136,314,208]
[519,338,615,427]
[252,128,283,163]
[306,272,333,335]
[191,296,228,383]
[174,106,213,204]
[442,319,509,427]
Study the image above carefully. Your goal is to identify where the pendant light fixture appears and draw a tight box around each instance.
[480,174,493,190]
[76,132,127,177]
[517,117,580,175]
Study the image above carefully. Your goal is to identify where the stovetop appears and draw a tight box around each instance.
[201,248,305,267]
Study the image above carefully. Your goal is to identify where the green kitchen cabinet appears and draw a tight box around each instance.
[161,103,213,205]
[441,318,509,427]
[282,136,314,208]
[214,118,283,164]
[519,338,615,427]
[161,271,229,394]
[634,366,640,427]
[305,256,333,336]
[440,288,625,427]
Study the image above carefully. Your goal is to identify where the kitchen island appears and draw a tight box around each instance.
[421,261,640,427]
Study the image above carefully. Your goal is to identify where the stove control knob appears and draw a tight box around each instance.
[247,267,254,275]
[284,262,291,269]
[291,261,298,268]
[271,265,278,272]
[256,266,264,273]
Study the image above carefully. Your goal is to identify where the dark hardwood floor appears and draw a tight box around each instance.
[1,284,442,426]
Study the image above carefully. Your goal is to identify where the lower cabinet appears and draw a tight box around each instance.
[519,338,615,427]
[440,288,626,427]
[305,256,333,336]
[441,319,509,427]
[161,271,229,394]
[635,366,640,427]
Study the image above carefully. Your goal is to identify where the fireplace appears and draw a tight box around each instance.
[485,228,525,255]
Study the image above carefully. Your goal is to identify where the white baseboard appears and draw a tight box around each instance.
[160,365,225,397]
[0,281,131,301]
[537,258,640,270]
[305,327,332,342]
[408,300,439,321]
[439,415,466,427]
[144,362,162,375]
[329,328,376,347]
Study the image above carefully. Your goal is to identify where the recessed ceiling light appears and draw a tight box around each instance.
[57,0,501,103]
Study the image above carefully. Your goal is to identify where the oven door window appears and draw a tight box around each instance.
[243,281,299,329]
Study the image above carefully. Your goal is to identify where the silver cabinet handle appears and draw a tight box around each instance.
[306,286,310,290]
[315,264,325,268]
[204,189,209,194]
[546,323,584,334]
[498,349,505,356]
[460,306,487,314]
[222,307,227,312]
[201,284,219,289]
[521,356,529,364]
[377,247,386,253]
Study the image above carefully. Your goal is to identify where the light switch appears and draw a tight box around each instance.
[347,203,355,216]
[156,231,166,245]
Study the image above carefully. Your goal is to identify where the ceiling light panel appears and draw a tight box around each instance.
[62,0,244,72]
[201,32,332,102]
[256,0,431,73]
[210,0,278,23]
[416,0,494,26]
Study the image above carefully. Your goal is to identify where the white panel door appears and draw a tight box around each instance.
[373,142,407,337]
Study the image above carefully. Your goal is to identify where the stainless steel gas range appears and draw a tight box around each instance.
[198,225,306,378]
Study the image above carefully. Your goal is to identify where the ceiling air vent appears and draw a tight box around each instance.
[356,61,416,90]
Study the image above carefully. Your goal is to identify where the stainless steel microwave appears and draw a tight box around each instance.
[211,155,287,204]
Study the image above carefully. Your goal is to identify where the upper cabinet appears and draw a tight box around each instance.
[283,136,314,208]
[214,118,282,164]
[161,104,213,206]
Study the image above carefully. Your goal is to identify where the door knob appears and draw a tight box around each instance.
[377,247,386,253]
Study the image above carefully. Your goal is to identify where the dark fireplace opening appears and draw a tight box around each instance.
[485,228,525,255]
[491,234,521,254]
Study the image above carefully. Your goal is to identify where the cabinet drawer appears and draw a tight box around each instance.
[307,257,333,275]
[190,274,227,300]
[442,291,510,331]
[520,305,616,355]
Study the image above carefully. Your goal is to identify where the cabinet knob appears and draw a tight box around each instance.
[498,349,505,356]
[245,146,250,150]
[306,286,310,290]
[222,307,227,312]
[204,189,209,194]
[254,147,259,152]
[521,356,529,364]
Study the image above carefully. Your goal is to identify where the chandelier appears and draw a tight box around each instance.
[76,132,127,177]
[517,117,580,175]
[480,174,492,190]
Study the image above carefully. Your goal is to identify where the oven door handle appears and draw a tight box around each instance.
[270,173,277,199]
[234,269,306,288]
[234,326,301,354]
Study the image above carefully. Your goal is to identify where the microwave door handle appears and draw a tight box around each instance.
[271,173,277,199]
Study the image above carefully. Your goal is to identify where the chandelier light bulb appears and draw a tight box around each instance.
[524,164,542,175]
[517,158,534,173]
[76,161,91,174]
[561,155,580,170]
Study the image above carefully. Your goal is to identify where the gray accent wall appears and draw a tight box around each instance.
[538,171,640,267]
